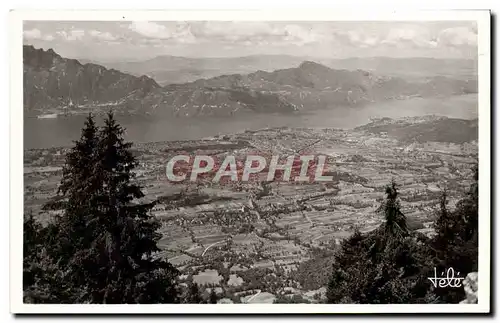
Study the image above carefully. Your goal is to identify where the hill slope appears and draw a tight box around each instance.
[355,115,478,144]
[24,46,477,117]
[86,55,307,86]
[23,45,160,115]
[140,61,477,117]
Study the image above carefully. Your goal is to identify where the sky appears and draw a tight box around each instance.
[23,21,478,61]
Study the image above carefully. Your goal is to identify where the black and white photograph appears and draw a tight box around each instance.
[10,10,491,314]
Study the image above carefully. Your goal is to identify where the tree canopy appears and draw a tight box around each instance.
[24,112,179,304]
[327,171,478,304]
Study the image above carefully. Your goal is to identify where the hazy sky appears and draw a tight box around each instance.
[23,21,478,61]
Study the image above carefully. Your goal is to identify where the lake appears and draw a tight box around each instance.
[24,94,478,149]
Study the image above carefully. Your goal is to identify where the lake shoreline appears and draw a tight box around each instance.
[24,94,478,150]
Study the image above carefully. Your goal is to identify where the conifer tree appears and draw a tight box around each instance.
[326,230,370,303]
[22,114,102,302]
[77,111,179,303]
[432,166,478,303]
[24,112,180,304]
[58,113,99,197]
[379,181,408,241]
[52,113,100,264]
[433,190,453,251]
[327,181,432,304]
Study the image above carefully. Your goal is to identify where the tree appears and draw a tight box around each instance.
[327,181,434,304]
[23,212,41,262]
[326,168,479,305]
[274,294,311,304]
[432,166,478,303]
[23,212,44,297]
[23,112,180,304]
[183,282,203,304]
[24,114,101,303]
[433,190,454,252]
[49,113,100,265]
[73,111,179,303]
[327,230,374,303]
[209,288,218,304]
[23,213,69,303]
[58,113,99,198]
[378,180,408,241]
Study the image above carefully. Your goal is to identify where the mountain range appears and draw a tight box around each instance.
[24,45,160,116]
[82,55,477,86]
[77,55,309,86]
[24,45,478,117]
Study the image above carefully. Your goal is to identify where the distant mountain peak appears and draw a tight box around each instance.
[23,45,63,69]
[23,45,160,115]
[298,60,330,71]
[24,45,59,57]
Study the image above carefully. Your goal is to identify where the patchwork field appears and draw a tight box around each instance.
[24,116,478,303]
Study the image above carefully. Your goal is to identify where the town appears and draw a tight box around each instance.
[24,116,478,303]
[165,153,334,183]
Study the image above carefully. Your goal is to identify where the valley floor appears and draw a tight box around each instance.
[23,123,478,303]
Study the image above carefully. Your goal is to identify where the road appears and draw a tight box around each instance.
[201,240,225,257]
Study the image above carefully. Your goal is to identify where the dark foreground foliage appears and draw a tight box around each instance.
[24,113,179,304]
[327,172,478,304]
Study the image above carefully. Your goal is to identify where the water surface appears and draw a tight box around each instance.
[24,94,478,149]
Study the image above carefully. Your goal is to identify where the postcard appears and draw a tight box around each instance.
[10,9,491,314]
